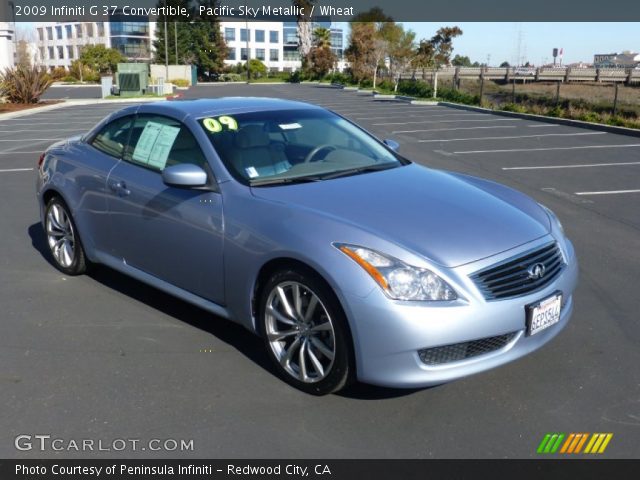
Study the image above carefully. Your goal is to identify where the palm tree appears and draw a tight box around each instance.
[313,27,331,49]
[293,0,315,60]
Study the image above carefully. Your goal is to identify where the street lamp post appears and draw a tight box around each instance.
[164,0,169,80]
[245,17,250,83]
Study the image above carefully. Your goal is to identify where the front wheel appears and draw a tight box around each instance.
[259,268,353,395]
[44,196,87,275]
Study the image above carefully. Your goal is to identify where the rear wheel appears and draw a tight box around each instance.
[44,196,87,276]
[259,268,353,395]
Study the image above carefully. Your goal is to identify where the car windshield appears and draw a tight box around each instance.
[197,108,405,186]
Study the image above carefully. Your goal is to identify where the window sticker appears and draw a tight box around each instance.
[245,166,259,178]
[132,121,180,170]
[278,123,302,130]
[203,115,238,133]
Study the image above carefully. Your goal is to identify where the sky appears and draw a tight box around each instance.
[398,23,640,66]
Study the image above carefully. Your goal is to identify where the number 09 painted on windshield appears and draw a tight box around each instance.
[203,116,238,133]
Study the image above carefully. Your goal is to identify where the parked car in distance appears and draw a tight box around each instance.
[36,98,578,395]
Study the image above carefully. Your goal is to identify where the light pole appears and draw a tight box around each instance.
[245,17,250,83]
[174,21,178,64]
[8,1,16,66]
[164,0,169,80]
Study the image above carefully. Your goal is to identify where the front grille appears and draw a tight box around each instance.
[471,242,564,300]
[418,332,518,366]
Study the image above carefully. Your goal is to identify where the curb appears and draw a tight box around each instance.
[0,97,166,120]
[437,102,640,138]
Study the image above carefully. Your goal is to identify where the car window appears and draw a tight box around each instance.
[123,115,207,172]
[90,115,133,158]
[198,109,403,186]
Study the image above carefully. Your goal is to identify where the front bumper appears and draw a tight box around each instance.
[343,238,578,388]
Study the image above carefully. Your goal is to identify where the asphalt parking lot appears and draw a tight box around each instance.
[1,83,639,459]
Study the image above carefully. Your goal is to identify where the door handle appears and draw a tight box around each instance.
[109,181,131,197]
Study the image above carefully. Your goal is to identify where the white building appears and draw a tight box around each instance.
[33,19,344,73]
[218,21,345,72]
[34,17,152,69]
[0,22,14,70]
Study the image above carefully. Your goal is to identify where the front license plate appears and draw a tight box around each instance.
[526,292,562,336]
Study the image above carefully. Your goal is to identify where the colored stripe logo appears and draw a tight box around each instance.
[537,433,613,454]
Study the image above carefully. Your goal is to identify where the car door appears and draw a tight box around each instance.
[105,114,225,305]
[78,114,134,254]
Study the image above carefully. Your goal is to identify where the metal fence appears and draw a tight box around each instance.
[400,66,640,84]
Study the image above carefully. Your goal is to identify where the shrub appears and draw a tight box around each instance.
[51,67,68,80]
[326,72,353,85]
[437,88,479,105]
[0,65,53,103]
[169,78,189,87]
[359,78,373,88]
[221,73,242,82]
[396,79,432,98]
[376,79,395,92]
[61,76,78,83]
[287,70,306,83]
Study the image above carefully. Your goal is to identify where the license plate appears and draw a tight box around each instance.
[526,292,562,336]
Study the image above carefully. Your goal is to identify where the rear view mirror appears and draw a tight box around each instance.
[162,164,208,188]
[383,139,400,152]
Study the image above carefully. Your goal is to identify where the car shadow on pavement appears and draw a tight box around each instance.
[29,222,426,400]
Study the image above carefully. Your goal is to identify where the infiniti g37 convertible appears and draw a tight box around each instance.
[36,98,577,395]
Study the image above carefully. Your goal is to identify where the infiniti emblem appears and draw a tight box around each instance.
[527,263,546,280]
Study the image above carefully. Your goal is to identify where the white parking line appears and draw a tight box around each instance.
[454,144,640,154]
[0,138,62,142]
[575,189,640,196]
[356,113,488,120]
[392,125,518,134]
[0,129,85,133]
[374,118,521,126]
[0,168,34,172]
[418,132,606,143]
[0,151,43,154]
[527,124,560,128]
[503,161,640,170]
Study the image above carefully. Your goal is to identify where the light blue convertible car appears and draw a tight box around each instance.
[36,98,577,394]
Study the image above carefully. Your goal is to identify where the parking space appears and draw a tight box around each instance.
[1,84,639,459]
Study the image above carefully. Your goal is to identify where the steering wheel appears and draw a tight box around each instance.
[304,144,337,163]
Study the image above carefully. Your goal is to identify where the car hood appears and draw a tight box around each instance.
[251,164,550,267]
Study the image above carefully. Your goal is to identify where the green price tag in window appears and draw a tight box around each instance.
[203,116,238,133]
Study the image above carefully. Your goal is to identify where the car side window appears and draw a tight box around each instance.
[90,115,133,158]
[123,115,208,172]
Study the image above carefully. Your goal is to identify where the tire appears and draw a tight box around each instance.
[44,196,88,276]
[258,267,354,395]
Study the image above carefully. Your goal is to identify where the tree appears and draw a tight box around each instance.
[388,29,416,91]
[430,26,463,66]
[345,8,395,85]
[293,0,315,66]
[247,59,267,79]
[307,27,337,79]
[452,55,472,67]
[191,1,228,78]
[79,45,124,74]
[345,22,376,83]
[500,61,510,68]
[153,0,194,65]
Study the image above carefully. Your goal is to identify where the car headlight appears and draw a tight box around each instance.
[539,203,565,236]
[335,244,457,301]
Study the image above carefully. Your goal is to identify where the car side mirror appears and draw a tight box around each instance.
[162,164,208,188]
[383,139,400,152]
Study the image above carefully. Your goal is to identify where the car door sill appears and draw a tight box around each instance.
[93,252,230,320]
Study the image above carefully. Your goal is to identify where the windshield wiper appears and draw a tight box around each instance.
[250,175,325,186]
[316,162,400,180]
